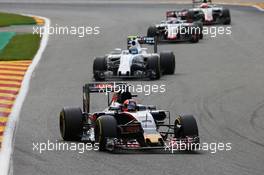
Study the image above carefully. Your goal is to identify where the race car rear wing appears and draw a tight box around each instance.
[166,10,188,20]
[192,0,212,7]
[82,82,128,113]
[127,35,158,53]
[85,82,127,93]
[166,10,177,19]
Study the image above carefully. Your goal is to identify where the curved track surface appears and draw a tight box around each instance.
[0,2,264,175]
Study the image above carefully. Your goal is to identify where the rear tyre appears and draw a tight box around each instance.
[222,9,231,25]
[95,115,117,151]
[59,107,83,141]
[93,57,107,81]
[160,51,175,75]
[147,56,161,80]
[147,26,158,37]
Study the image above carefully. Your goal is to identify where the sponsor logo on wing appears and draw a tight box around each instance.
[166,24,180,39]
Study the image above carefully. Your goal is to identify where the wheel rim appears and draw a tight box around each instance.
[174,117,182,138]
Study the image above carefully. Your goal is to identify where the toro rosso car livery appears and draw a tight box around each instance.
[59,83,200,152]
[93,36,175,81]
[147,15,203,43]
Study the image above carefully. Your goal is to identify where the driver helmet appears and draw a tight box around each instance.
[123,99,137,112]
[129,46,139,54]
[200,3,209,8]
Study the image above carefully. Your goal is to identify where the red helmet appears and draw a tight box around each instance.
[123,99,137,112]
[200,3,209,8]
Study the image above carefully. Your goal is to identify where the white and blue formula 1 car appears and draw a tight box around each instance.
[93,36,175,81]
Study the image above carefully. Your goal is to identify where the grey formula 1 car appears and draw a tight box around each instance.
[147,16,203,43]
[59,83,200,152]
[168,0,231,25]
[93,36,175,81]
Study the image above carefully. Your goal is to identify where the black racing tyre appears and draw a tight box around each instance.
[186,10,195,22]
[190,34,199,43]
[190,27,199,43]
[95,115,117,151]
[160,51,175,75]
[147,55,161,80]
[222,9,231,25]
[93,57,107,81]
[194,22,203,39]
[137,135,147,147]
[199,31,204,40]
[147,26,158,37]
[59,107,83,141]
[174,115,199,138]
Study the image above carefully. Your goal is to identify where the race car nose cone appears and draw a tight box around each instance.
[144,134,162,144]
[118,55,132,76]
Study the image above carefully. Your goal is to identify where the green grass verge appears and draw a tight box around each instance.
[0,34,41,61]
[0,12,36,27]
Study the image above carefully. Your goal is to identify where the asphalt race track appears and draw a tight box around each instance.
[0,1,264,175]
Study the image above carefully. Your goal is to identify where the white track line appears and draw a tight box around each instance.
[0,15,50,175]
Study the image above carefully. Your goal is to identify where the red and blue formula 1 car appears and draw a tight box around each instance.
[59,83,200,152]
